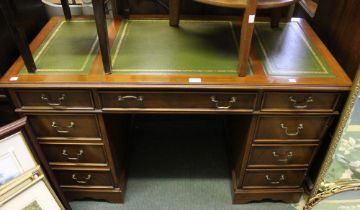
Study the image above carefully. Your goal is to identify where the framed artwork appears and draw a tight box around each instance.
[1,166,64,210]
[0,118,69,209]
[0,132,37,187]
[305,68,360,209]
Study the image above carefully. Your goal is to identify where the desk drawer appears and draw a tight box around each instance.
[28,114,101,138]
[14,89,94,110]
[248,144,317,167]
[54,169,113,187]
[261,92,340,112]
[243,169,307,188]
[98,91,257,111]
[41,143,107,165]
[255,116,330,140]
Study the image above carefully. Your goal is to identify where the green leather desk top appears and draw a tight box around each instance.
[18,18,334,77]
[19,20,99,75]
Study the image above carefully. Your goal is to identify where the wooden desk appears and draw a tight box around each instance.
[0,16,352,204]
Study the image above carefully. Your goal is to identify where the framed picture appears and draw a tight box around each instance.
[305,68,360,209]
[0,118,70,209]
[0,132,37,187]
[0,166,64,210]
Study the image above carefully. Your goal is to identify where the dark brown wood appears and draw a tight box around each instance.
[27,114,101,139]
[261,92,341,112]
[238,0,256,76]
[247,144,318,167]
[14,89,94,110]
[255,116,330,140]
[169,0,181,26]
[242,168,307,188]
[98,91,257,111]
[92,0,112,74]
[270,7,282,28]
[312,0,360,80]
[53,168,114,187]
[63,188,123,203]
[40,143,108,165]
[0,0,37,73]
[60,0,72,20]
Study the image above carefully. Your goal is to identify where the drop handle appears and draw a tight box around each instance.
[72,174,91,184]
[41,94,66,106]
[62,149,84,161]
[51,121,75,134]
[272,151,293,162]
[265,174,285,184]
[280,123,303,136]
[118,95,144,102]
[210,96,237,109]
[289,96,314,109]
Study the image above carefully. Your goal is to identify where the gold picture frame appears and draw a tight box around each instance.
[305,68,360,209]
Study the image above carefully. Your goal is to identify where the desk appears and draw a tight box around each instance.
[0,16,352,204]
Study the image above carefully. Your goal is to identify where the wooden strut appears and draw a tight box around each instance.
[0,0,37,73]
[237,0,257,77]
[92,0,112,74]
[60,0,72,20]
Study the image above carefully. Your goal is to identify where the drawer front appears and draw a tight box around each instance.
[255,116,330,140]
[28,114,100,138]
[248,144,317,167]
[41,144,107,165]
[261,92,340,112]
[98,91,257,111]
[14,90,94,109]
[243,169,307,188]
[54,170,113,187]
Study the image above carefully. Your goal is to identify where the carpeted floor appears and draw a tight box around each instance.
[70,115,302,210]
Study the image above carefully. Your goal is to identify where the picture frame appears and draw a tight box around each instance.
[0,117,70,209]
[305,68,360,209]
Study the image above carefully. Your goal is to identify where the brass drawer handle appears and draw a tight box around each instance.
[210,96,237,109]
[272,151,293,162]
[280,123,303,136]
[51,121,75,134]
[265,174,285,184]
[72,174,91,184]
[62,149,84,161]
[118,95,144,102]
[41,94,66,106]
[289,96,314,109]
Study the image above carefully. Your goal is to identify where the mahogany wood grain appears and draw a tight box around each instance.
[40,143,108,166]
[247,144,318,167]
[242,168,307,188]
[27,114,101,138]
[63,188,123,203]
[53,168,114,187]
[13,89,94,110]
[254,116,330,140]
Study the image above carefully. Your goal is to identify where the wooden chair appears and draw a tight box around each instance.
[169,0,299,76]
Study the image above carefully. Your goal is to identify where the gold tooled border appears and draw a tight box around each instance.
[305,67,360,209]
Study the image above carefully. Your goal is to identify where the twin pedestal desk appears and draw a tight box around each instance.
[0,16,352,204]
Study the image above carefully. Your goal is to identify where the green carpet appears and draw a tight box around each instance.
[70,115,299,210]
[111,20,251,76]
[20,20,99,75]
[253,22,335,77]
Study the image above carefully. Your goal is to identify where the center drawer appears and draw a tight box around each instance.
[27,114,101,139]
[98,91,257,111]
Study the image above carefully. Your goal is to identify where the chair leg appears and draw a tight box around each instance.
[237,1,256,77]
[60,0,72,20]
[169,0,181,27]
[270,7,282,28]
